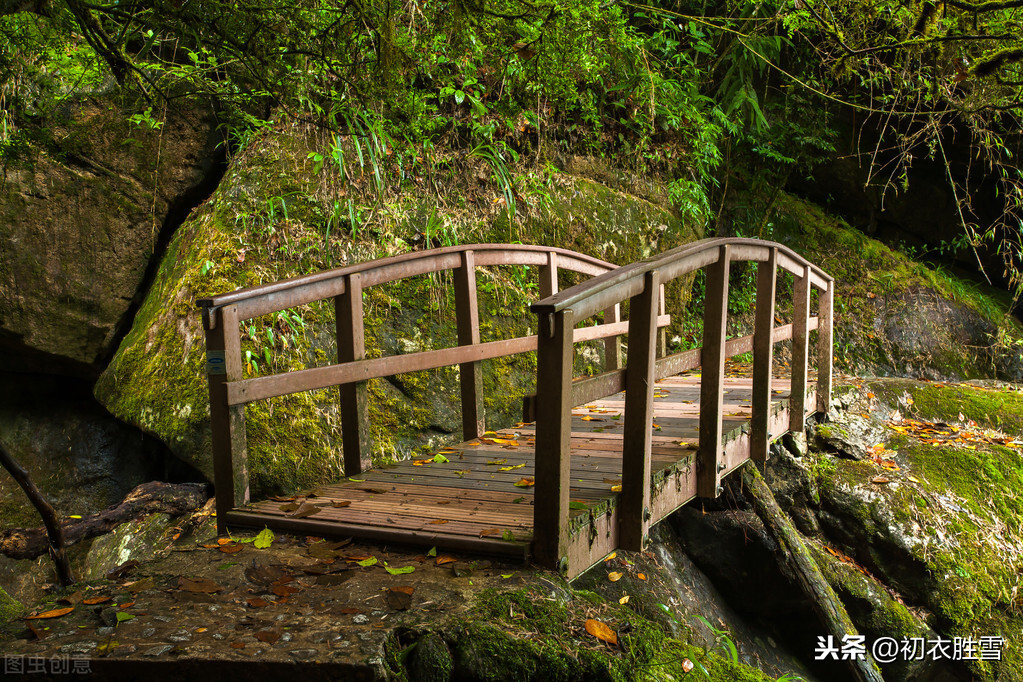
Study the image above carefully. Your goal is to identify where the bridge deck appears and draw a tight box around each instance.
[225,368,810,577]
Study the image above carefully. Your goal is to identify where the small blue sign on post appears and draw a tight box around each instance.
[206,350,227,375]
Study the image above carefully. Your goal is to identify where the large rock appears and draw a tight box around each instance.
[0,96,223,377]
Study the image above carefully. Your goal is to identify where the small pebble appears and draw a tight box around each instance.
[152,615,173,623]
[280,632,293,642]
[59,641,97,654]
[167,630,192,643]
[212,633,225,641]
[143,644,175,657]
[141,627,156,638]
[352,614,369,625]
[288,649,318,661]
[97,627,115,636]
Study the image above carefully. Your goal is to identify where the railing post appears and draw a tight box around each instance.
[657,282,667,358]
[337,273,372,476]
[203,304,248,534]
[751,248,777,463]
[790,264,811,433]
[698,245,730,498]
[620,271,660,550]
[540,251,558,299]
[603,303,622,371]
[817,279,834,414]
[455,250,485,439]
[533,308,574,572]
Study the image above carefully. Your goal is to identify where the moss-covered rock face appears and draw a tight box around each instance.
[0,584,24,625]
[787,379,1023,681]
[765,192,1023,381]
[94,120,700,495]
[0,95,223,377]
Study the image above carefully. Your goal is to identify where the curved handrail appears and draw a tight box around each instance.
[198,243,616,321]
[531,237,832,320]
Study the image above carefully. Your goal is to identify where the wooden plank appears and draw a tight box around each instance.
[455,250,485,439]
[698,244,730,498]
[540,251,558,299]
[224,511,531,559]
[791,264,811,432]
[205,303,248,534]
[817,280,834,413]
[533,308,575,569]
[337,272,372,475]
[620,271,659,550]
[751,249,777,463]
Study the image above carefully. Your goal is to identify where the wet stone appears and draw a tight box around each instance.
[167,630,192,642]
[280,632,293,642]
[143,644,175,657]
[288,649,318,660]
[97,627,115,636]
[352,614,369,624]
[59,641,97,654]
[152,615,173,623]
[212,633,225,641]
[140,627,156,638]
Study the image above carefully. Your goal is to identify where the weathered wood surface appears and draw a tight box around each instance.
[230,372,802,575]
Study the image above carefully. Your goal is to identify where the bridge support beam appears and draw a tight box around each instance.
[337,273,372,476]
[698,245,730,498]
[204,304,249,534]
[751,248,777,463]
[620,271,660,550]
[817,280,834,413]
[533,308,574,571]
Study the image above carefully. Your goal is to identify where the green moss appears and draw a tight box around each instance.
[0,585,24,624]
[869,378,1023,435]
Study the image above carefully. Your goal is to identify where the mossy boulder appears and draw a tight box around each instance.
[82,513,174,580]
[787,379,1023,681]
[0,584,24,625]
[94,118,700,495]
[766,192,1023,381]
[0,95,223,377]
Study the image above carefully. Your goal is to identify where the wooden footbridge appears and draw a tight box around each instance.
[198,239,833,577]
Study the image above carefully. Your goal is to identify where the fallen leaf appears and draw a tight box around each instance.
[570,501,587,511]
[581,416,605,422]
[386,586,413,610]
[610,484,622,492]
[279,502,300,512]
[254,630,280,644]
[486,459,508,465]
[427,546,437,557]
[584,619,618,645]
[115,612,135,624]
[219,542,244,554]
[286,502,322,519]
[637,573,647,580]
[357,487,388,495]
[332,500,352,508]
[25,607,75,620]
[385,565,415,575]
[429,519,449,525]
[436,556,458,565]
[433,454,450,463]
[871,476,890,484]
[247,597,269,608]
[82,596,111,606]
[619,595,630,604]
[272,584,297,597]
[479,528,500,537]
[605,552,616,562]
[357,557,378,567]
[498,463,526,471]
[608,572,623,582]
[514,477,535,488]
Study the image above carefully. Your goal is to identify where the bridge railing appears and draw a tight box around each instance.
[197,244,667,530]
[529,237,833,568]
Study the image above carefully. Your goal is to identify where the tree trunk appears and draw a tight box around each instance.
[740,462,885,682]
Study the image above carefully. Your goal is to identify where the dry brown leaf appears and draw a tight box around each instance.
[25,607,74,620]
[436,556,458,565]
[332,500,352,508]
[637,573,647,580]
[871,476,891,484]
[219,543,244,554]
[479,528,500,537]
[247,597,269,608]
[82,596,111,606]
[286,502,321,519]
[279,502,300,512]
[429,519,449,525]
[584,619,618,645]
[230,641,246,649]
[254,630,280,644]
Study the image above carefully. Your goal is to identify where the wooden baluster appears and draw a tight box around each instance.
[790,264,811,433]
[204,304,248,534]
[657,282,668,358]
[698,245,730,498]
[337,273,372,476]
[540,251,558,299]
[533,308,574,571]
[620,271,660,550]
[455,250,485,439]
[603,303,621,371]
[817,279,834,414]
[751,249,778,463]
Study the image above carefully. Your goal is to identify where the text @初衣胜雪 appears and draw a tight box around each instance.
[815,634,1004,663]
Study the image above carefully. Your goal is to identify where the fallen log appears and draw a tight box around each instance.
[0,481,210,561]
[740,462,885,682]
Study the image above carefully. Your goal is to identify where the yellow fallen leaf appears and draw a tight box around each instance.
[608,571,623,582]
[637,573,646,580]
[498,463,526,471]
[610,484,622,492]
[619,595,630,605]
[514,477,535,487]
[604,552,616,562]
[585,619,618,645]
